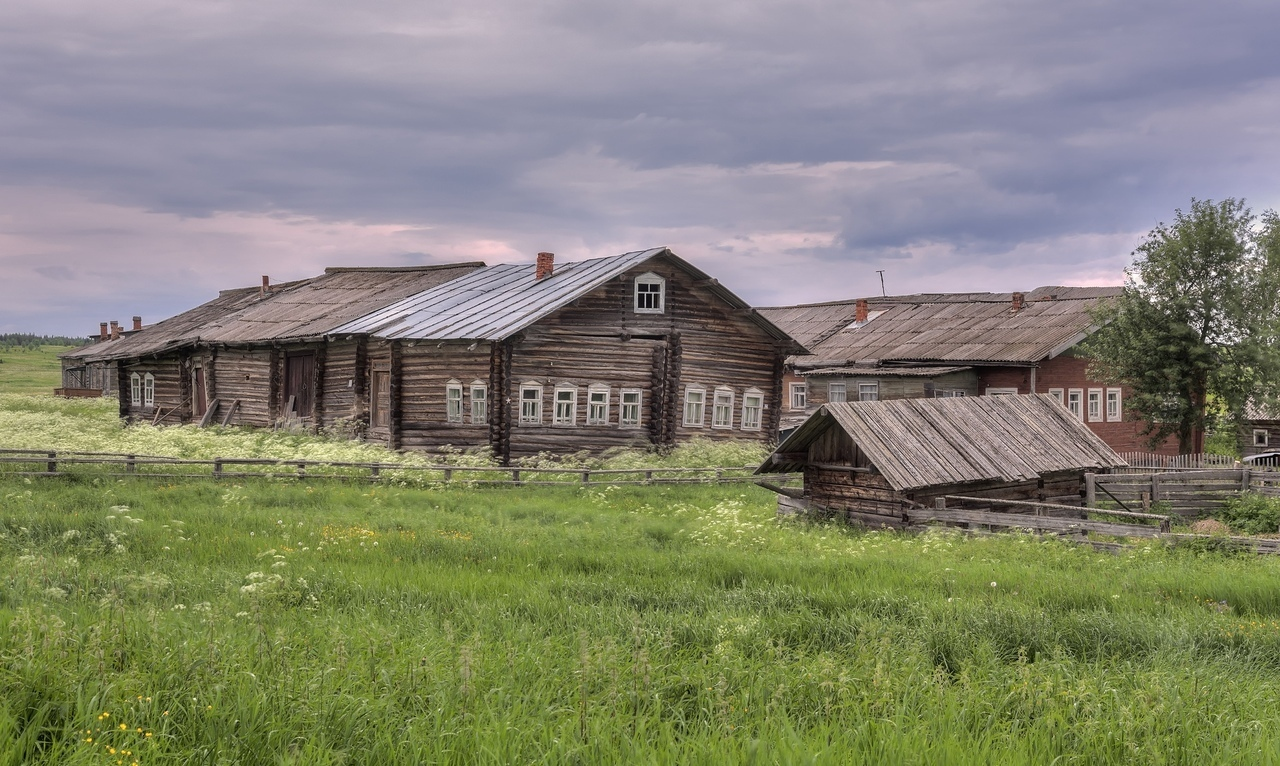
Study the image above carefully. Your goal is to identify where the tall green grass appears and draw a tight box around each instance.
[0,346,74,395]
[5,477,1280,763]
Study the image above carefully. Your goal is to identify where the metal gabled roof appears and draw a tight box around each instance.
[757,394,1126,491]
[333,247,802,346]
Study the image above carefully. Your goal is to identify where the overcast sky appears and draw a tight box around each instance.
[2,0,1279,336]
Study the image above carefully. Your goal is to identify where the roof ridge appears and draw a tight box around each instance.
[323,262,486,274]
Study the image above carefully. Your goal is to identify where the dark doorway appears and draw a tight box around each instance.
[193,368,207,418]
[285,352,316,417]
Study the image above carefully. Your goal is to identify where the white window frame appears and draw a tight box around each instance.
[620,389,642,428]
[741,389,764,431]
[985,387,1018,397]
[683,386,706,427]
[1105,388,1122,422]
[470,381,487,425]
[1087,388,1103,422]
[1255,429,1270,448]
[858,382,879,401]
[634,272,666,314]
[937,389,966,398]
[143,373,155,407]
[827,381,846,403]
[1067,388,1084,421]
[1048,387,1065,406]
[445,380,464,423]
[587,385,610,425]
[130,372,142,406]
[712,387,734,429]
[553,385,578,426]
[519,383,543,425]
[789,382,807,410]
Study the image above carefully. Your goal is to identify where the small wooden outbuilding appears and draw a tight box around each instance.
[756,394,1126,527]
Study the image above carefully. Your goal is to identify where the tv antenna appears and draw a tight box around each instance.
[876,270,886,297]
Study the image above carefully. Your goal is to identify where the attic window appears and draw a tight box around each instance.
[634,273,665,314]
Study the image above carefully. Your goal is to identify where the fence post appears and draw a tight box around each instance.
[1085,473,1096,508]
[371,465,380,481]
[581,470,590,484]
[1242,468,1252,493]
[645,470,653,485]
[214,459,223,479]
[297,461,306,479]
[126,455,136,473]
[1151,473,1161,503]
[46,451,56,475]
[443,468,453,483]
[512,468,521,485]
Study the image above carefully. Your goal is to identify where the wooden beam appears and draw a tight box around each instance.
[198,398,220,427]
[755,480,804,499]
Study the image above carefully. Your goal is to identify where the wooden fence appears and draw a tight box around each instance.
[1086,468,1280,516]
[0,448,781,487]
[1117,452,1238,469]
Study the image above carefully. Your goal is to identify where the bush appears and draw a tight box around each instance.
[1218,493,1280,535]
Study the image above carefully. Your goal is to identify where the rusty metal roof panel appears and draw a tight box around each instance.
[757,394,1126,490]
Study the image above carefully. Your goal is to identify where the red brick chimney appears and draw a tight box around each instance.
[110,321,121,340]
[261,275,271,296]
[1011,292,1025,312]
[855,298,869,323]
[132,316,143,331]
[99,322,108,341]
[535,252,554,280]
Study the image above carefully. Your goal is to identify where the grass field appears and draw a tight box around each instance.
[6,475,1280,764]
[0,345,74,395]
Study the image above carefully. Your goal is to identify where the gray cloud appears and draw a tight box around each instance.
[1,0,1279,334]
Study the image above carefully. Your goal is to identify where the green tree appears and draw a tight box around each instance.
[1083,198,1280,453]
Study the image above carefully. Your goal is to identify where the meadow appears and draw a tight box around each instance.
[6,474,1280,764]
[0,345,74,396]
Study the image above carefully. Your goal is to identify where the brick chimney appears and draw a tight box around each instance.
[1011,292,1025,312]
[99,322,108,342]
[855,298,869,324]
[132,316,143,331]
[261,275,271,296]
[535,252,554,280]
[110,321,121,340]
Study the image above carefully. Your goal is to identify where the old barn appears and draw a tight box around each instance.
[756,394,1126,527]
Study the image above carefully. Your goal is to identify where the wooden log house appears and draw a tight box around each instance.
[76,248,804,461]
[334,248,804,460]
[758,287,1180,455]
[756,394,1127,527]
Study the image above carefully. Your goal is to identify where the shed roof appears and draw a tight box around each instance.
[759,286,1120,367]
[333,247,800,344]
[757,394,1126,491]
[78,263,484,362]
[797,365,972,378]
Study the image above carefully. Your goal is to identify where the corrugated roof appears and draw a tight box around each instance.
[757,394,1126,491]
[798,365,972,377]
[78,263,484,362]
[775,288,1121,367]
[334,247,801,345]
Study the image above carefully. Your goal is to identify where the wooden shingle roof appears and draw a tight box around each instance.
[758,394,1126,491]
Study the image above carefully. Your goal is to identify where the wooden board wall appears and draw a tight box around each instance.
[209,347,273,426]
[398,342,493,452]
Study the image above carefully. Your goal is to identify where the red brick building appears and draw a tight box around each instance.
[758,287,1178,456]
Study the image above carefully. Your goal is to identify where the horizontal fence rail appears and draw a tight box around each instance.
[0,448,783,487]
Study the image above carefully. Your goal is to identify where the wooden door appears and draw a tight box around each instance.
[371,370,390,429]
[193,368,207,418]
[285,352,316,417]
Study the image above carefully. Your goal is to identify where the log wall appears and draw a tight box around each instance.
[209,347,273,427]
[398,342,493,453]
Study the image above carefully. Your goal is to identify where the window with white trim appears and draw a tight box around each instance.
[741,390,763,431]
[130,373,142,406]
[827,382,846,403]
[1105,388,1122,422]
[143,373,155,407]
[1087,388,1103,422]
[445,380,463,423]
[712,387,734,429]
[789,382,807,410]
[620,389,642,428]
[634,272,665,314]
[519,383,543,425]
[1255,429,1270,448]
[1067,388,1083,421]
[986,387,1018,396]
[1048,388,1065,405]
[858,382,879,401]
[587,386,609,425]
[470,382,487,425]
[683,387,705,427]
[937,389,966,397]
[553,385,578,426]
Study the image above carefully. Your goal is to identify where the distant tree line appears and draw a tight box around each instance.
[0,333,90,352]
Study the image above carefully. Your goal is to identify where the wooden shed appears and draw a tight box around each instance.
[756,394,1126,527]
